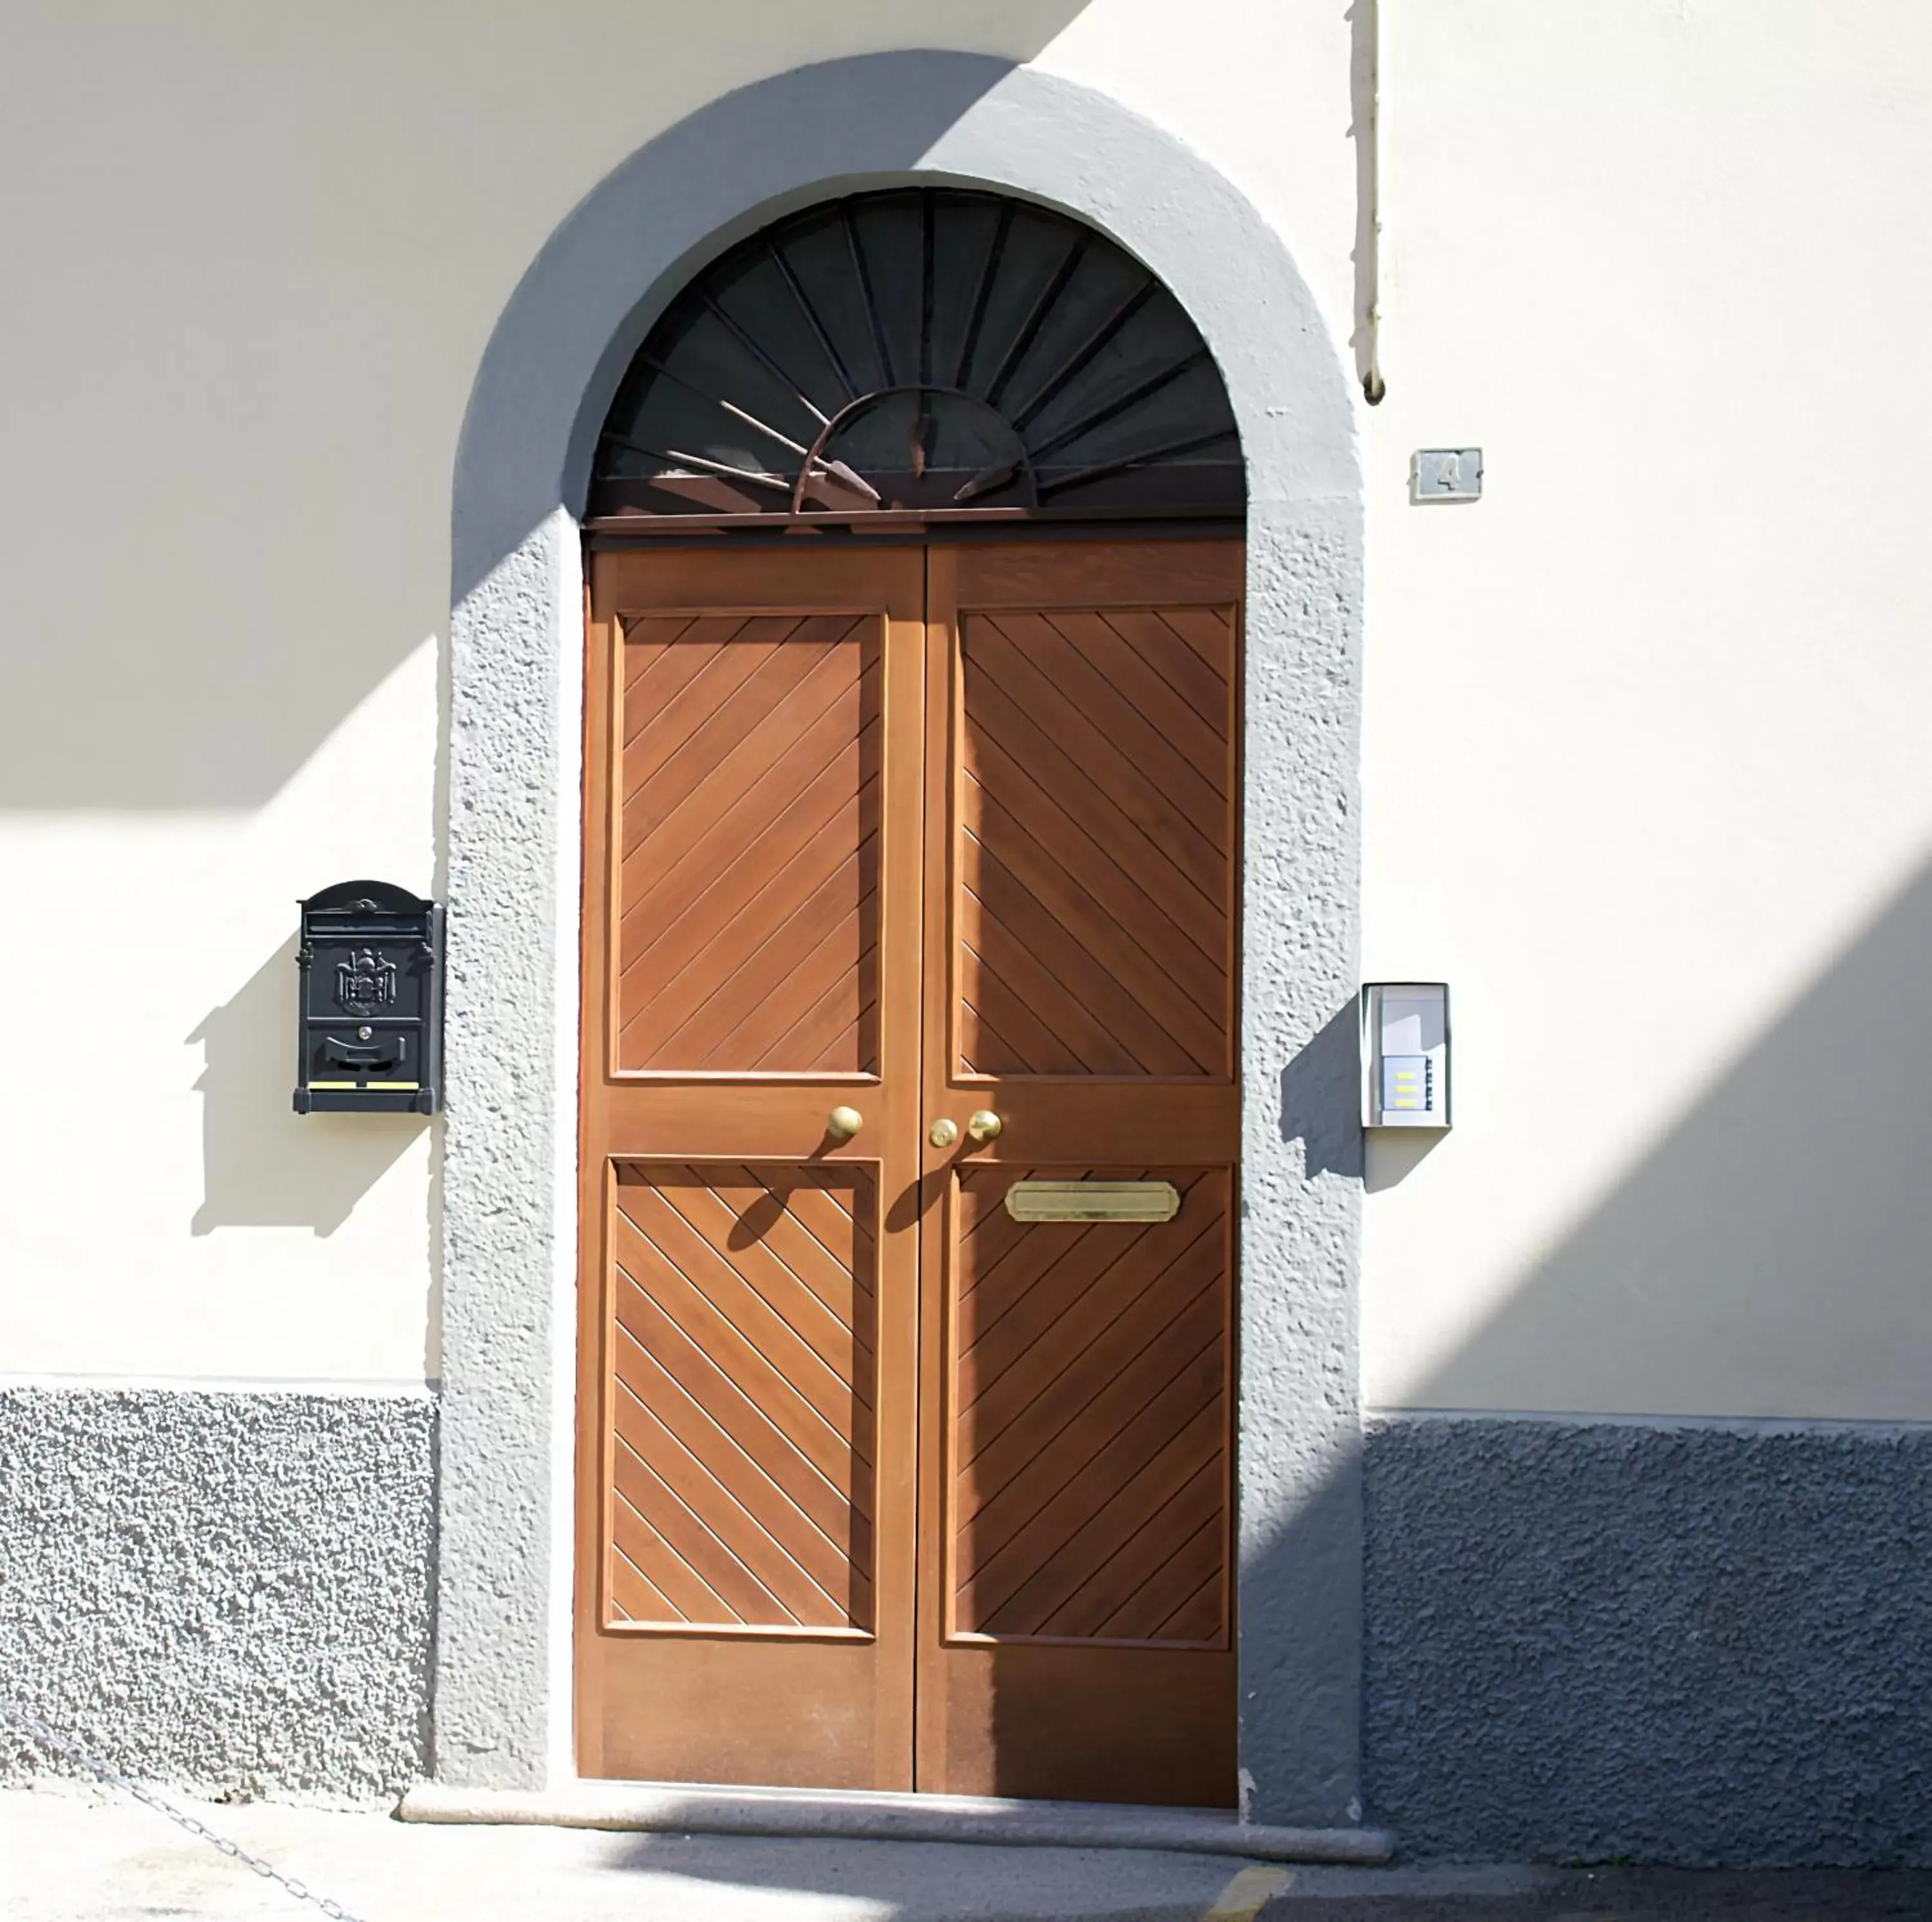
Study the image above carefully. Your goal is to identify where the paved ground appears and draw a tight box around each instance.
[3,1785,1929,1922]
[1256,1865,1932,1921]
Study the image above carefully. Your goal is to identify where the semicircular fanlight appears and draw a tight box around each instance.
[589,188,1243,522]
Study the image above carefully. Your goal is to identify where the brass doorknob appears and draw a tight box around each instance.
[929,1117,960,1148]
[826,1105,864,1143]
[966,1109,1004,1145]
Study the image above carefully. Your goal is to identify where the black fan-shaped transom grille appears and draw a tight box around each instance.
[591,189,1243,521]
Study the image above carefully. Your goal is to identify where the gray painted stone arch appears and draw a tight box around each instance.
[440,50,1364,1825]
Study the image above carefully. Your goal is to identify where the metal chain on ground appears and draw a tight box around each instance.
[0,1694,369,1922]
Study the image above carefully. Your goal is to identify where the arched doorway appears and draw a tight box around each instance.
[574,188,1245,1803]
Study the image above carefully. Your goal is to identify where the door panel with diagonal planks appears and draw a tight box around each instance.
[580,537,1239,1803]
[918,543,1240,1807]
[948,1166,1231,1646]
[607,1163,876,1633]
[956,602,1233,1078]
[615,613,880,1074]
[580,547,924,1790]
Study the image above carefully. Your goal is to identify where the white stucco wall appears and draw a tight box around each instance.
[3,0,1929,1421]
[1357,0,1932,1420]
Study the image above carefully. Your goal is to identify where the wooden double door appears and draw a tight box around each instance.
[576,538,1242,1805]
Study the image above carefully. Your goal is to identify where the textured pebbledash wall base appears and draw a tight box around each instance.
[1363,1414,1932,1866]
[0,1388,434,1801]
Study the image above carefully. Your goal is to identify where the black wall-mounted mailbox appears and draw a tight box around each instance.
[294,880,443,1115]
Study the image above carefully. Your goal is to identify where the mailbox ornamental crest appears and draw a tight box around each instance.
[336,947,398,1016]
[294,879,444,1115]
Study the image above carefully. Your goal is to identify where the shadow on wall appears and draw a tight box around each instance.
[454,49,1082,604]
[441,23,1925,1865]
[188,937,423,1235]
[564,857,1932,1871]
[0,391,447,813]
[411,766,1932,1896]
[1278,856,1932,1862]
[1279,994,1441,1192]
[1345,0,1383,406]
[0,10,1091,811]
[1424,856,1932,1419]
[1278,996,1365,1182]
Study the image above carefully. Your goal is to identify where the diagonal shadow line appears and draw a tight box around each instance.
[968,827,1209,1069]
[1036,1458,1222,1637]
[622,634,856,855]
[1090,1510,1225,1644]
[608,1528,683,1622]
[960,1231,1220,1488]
[1148,605,1235,681]
[956,1188,1117,1326]
[620,616,713,743]
[962,1182,1213,1391]
[959,906,1126,1073]
[617,690,878,950]
[1095,607,1231,726]
[609,1463,768,1624]
[960,1168,1204,1334]
[965,763,1225,1027]
[610,1474,741,1624]
[965,672,1227,951]
[1036,609,1231,803]
[627,866,875,1058]
[980,1424,1226,1639]
[739,940,880,1074]
[963,716,1227,977]
[706,1165,868,1346]
[621,614,844,771]
[745,1168,880,1320]
[960,935,1077,1070]
[972,615,1228,885]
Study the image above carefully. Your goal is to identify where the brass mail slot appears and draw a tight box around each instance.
[1004,1179,1181,1224]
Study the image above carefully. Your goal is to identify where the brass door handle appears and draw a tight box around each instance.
[929,1117,960,1149]
[826,1105,864,1143]
[966,1110,1003,1145]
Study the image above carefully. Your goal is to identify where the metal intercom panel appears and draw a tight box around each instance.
[1361,982,1451,1129]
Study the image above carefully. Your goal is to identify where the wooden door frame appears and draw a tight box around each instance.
[435,52,1365,1827]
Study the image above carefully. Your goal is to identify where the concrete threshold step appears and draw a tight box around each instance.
[399,1778,1395,1864]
